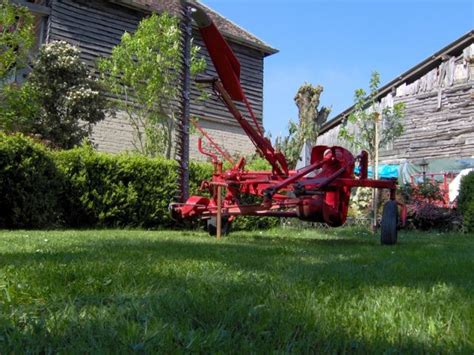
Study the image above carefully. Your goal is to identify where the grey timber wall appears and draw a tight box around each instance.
[46,0,264,158]
[317,43,474,163]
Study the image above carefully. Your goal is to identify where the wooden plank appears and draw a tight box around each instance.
[49,0,267,129]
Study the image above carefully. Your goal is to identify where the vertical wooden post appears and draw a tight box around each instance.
[373,112,380,232]
[216,185,222,240]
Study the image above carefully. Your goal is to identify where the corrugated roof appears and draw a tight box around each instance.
[111,0,278,55]
[319,30,474,135]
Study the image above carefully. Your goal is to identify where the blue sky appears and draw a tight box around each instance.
[202,0,473,138]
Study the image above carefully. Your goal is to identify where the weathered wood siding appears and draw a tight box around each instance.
[46,0,264,156]
[318,44,474,163]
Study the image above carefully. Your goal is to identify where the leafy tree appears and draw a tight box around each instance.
[339,71,405,228]
[23,41,107,148]
[339,72,404,163]
[0,82,38,133]
[0,0,34,80]
[99,13,206,158]
[0,1,36,132]
[275,83,330,168]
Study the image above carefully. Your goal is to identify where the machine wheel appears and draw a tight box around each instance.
[380,200,398,245]
[207,217,231,237]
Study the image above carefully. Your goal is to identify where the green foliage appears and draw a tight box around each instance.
[0,1,37,132]
[417,181,443,201]
[0,135,283,230]
[0,82,39,132]
[246,156,272,171]
[458,172,474,232]
[0,0,34,80]
[348,187,372,218]
[339,71,405,228]
[274,120,301,169]
[189,160,213,196]
[24,41,107,148]
[463,201,474,233]
[338,71,405,161]
[99,13,206,158]
[55,143,178,228]
[0,132,62,228]
[232,215,279,231]
[0,229,473,353]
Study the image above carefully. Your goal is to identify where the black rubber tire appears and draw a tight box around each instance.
[207,217,231,237]
[380,200,398,245]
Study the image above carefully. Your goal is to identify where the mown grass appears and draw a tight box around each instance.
[0,227,473,353]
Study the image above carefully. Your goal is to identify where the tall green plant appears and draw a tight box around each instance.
[0,0,34,80]
[0,0,36,131]
[458,172,474,232]
[339,72,404,160]
[99,13,206,158]
[339,71,405,228]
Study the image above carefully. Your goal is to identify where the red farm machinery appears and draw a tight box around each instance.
[170,2,402,244]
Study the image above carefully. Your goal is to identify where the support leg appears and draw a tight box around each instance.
[216,185,222,240]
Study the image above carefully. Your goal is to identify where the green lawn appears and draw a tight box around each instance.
[0,228,472,353]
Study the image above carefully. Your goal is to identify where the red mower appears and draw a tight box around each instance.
[170,2,402,244]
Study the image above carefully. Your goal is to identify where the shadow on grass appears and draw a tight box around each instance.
[0,230,473,352]
[1,267,466,354]
[1,231,473,291]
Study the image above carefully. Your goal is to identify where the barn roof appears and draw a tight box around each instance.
[319,30,474,135]
[110,0,278,56]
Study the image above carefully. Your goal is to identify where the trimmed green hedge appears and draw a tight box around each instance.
[459,172,474,232]
[0,134,62,228]
[0,133,277,230]
[56,145,179,228]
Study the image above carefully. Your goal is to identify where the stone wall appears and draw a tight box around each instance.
[91,112,256,160]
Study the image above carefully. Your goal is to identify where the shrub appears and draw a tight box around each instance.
[0,134,282,230]
[0,133,62,228]
[348,187,372,218]
[189,161,213,196]
[410,202,461,231]
[55,143,177,228]
[27,41,107,148]
[458,172,474,232]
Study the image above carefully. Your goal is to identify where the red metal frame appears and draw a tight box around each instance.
[170,2,400,227]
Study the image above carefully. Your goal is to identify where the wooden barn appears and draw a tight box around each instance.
[318,31,474,168]
[16,0,277,159]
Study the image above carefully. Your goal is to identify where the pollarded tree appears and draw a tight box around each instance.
[275,83,330,168]
[99,13,206,158]
[339,71,405,228]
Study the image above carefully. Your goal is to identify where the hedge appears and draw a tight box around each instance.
[0,133,62,228]
[458,171,474,232]
[55,145,180,228]
[0,133,277,230]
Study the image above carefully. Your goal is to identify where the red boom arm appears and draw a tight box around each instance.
[188,2,289,176]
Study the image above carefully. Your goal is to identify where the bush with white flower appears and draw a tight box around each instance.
[27,41,107,148]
